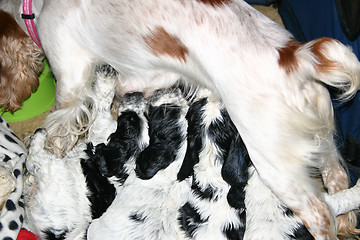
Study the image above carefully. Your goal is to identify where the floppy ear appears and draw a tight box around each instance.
[177,98,207,181]
[136,104,185,180]
[222,137,251,209]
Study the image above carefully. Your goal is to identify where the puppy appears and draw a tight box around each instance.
[179,89,360,240]
[4,1,360,238]
[0,9,43,112]
[24,65,117,239]
[88,88,190,239]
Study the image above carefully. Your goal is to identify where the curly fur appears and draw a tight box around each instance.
[0,10,44,112]
[4,0,360,238]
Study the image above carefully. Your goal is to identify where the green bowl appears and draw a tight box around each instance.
[1,59,56,122]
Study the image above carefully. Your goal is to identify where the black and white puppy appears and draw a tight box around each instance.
[24,65,118,239]
[87,88,190,239]
[180,89,360,240]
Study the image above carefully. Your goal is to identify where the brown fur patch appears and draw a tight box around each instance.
[0,10,43,112]
[277,40,301,74]
[144,27,188,62]
[196,0,232,7]
[310,37,340,74]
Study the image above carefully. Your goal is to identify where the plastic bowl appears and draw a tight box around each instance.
[1,59,56,122]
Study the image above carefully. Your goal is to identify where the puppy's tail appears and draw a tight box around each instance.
[279,37,360,101]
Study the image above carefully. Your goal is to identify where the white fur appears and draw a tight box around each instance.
[24,66,118,239]
[3,0,360,238]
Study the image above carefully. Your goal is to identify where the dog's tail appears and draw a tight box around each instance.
[279,37,360,101]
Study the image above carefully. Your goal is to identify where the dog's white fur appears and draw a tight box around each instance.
[3,0,360,238]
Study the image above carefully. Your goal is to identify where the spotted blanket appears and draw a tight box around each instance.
[0,117,27,240]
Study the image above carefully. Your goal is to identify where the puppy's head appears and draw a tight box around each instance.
[0,10,44,112]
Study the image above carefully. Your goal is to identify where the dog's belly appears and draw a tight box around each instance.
[114,70,183,97]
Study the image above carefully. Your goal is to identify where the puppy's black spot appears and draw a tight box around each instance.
[222,210,246,240]
[83,110,145,219]
[178,98,207,181]
[136,104,185,179]
[13,169,21,178]
[191,179,217,201]
[227,186,246,209]
[81,154,116,220]
[283,206,295,218]
[129,212,147,223]
[207,109,238,162]
[93,111,143,180]
[287,224,314,240]
[178,202,207,238]
[42,228,67,240]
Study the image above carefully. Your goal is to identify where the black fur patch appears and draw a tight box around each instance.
[94,111,143,181]
[83,110,145,219]
[81,151,115,220]
[207,108,238,163]
[222,210,246,240]
[191,179,217,201]
[129,211,147,223]
[287,225,314,240]
[282,206,295,218]
[136,103,185,179]
[178,202,208,238]
[42,228,67,240]
[177,98,207,181]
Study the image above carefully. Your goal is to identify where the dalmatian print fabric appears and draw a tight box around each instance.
[0,117,27,240]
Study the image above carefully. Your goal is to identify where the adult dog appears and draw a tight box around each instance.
[2,0,360,239]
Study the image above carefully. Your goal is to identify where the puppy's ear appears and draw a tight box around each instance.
[136,104,185,180]
[177,98,207,181]
[221,137,250,186]
[222,137,251,209]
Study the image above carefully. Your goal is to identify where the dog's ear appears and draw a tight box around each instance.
[221,137,250,186]
[177,98,207,181]
[222,137,251,209]
[136,104,185,180]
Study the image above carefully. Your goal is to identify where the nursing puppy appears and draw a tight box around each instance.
[4,0,360,238]
[24,65,118,239]
[88,88,191,239]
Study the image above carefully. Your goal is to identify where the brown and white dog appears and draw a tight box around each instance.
[0,9,43,112]
[2,0,360,239]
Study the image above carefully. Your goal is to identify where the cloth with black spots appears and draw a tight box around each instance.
[0,117,27,240]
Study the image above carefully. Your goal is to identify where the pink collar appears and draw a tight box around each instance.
[22,0,42,48]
